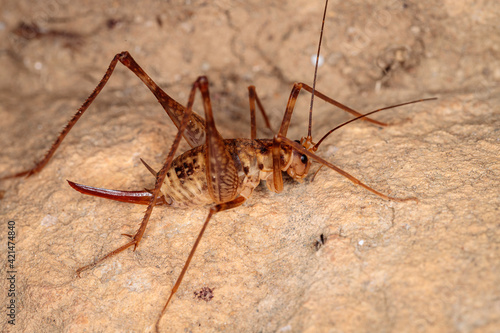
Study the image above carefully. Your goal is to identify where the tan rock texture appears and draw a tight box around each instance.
[0,0,498,332]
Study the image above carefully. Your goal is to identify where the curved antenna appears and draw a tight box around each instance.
[313,97,437,151]
[307,0,329,140]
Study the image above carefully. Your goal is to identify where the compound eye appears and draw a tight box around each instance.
[300,154,308,164]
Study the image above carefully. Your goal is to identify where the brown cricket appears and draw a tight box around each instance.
[1,0,435,331]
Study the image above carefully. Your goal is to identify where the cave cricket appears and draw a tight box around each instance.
[1,0,435,330]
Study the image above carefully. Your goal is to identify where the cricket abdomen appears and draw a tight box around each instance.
[161,145,212,208]
[161,138,279,208]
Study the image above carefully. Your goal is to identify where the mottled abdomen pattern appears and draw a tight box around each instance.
[160,139,276,208]
[161,145,212,208]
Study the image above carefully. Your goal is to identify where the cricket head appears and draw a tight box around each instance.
[284,137,315,182]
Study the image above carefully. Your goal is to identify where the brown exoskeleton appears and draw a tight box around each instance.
[1,0,435,331]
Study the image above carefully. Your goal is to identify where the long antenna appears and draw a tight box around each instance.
[307,0,329,139]
[313,97,437,150]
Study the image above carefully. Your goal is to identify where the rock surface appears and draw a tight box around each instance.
[0,1,499,332]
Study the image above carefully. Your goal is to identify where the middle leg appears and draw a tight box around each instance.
[76,76,204,276]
